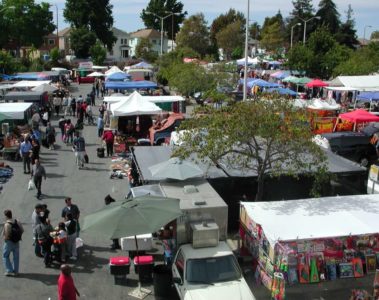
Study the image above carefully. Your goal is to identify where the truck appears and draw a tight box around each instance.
[131,180,256,300]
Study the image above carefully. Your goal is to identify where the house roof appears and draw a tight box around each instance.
[130,28,162,39]
[58,27,71,37]
[112,27,129,36]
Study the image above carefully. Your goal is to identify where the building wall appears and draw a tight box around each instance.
[128,36,169,57]
[106,33,131,62]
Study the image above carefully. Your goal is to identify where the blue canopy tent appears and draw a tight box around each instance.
[131,61,153,69]
[12,73,48,80]
[267,87,297,96]
[247,79,281,88]
[105,80,157,90]
[106,72,132,81]
[356,92,379,102]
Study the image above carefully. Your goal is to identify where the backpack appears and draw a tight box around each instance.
[9,220,22,243]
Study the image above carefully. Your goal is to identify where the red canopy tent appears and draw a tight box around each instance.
[306,79,329,88]
[334,109,379,131]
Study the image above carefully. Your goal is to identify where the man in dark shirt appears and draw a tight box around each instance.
[61,197,80,237]
[31,159,46,199]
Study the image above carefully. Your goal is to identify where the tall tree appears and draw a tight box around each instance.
[371,31,379,40]
[135,38,158,62]
[316,0,340,34]
[140,0,187,41]
[260,21,285,52]
[287,0,315,44]
[0,1,55,56]
[64,0,116,51]
[249,22,261,40]
[210,9,245,42]
[215,21,244,60]
[175,98,327,201]
[69,27,97,58]
[176,14,211,58]
[90,42,107,65]
[335,5,358,49]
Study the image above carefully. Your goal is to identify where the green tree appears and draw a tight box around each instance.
[335,5,358,49]
[0,50,17,74]
[175,98,327,201]
[287,0,315,44]
[176,14,211,58]
[69,27,97,58]
[167,62,215,97]
[90,42,107,65]
[249,22,261,40]
[0,1,55,57]
[260,21,285,51]
[135,38,158,63]
[215,21,244,60]
[141,0,186,41]
[334,43,379,76]
[372,31,379,40]
[316,0,340,34]
[50,47,60,64]
[231,47,243,60]
[64,0,116,51]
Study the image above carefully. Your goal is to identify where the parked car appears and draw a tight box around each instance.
[314,131,378,167]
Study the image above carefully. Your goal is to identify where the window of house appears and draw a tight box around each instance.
[48,39,55,45]
[109,49,114,56]
[152,40,157,44]
[122,49,129,58]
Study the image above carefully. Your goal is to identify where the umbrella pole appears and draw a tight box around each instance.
[128,235,151,299]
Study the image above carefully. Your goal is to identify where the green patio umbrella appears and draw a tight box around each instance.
[82,195,182,239]
[282,76,298,83]
[149,157,204,181]
[293,76,312,85]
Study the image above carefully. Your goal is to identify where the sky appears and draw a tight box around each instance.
[47,0,379,38]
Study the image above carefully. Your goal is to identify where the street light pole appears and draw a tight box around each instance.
[242,0,250,102]
[299,16,321,44]
[146,11,179,56]
[364,25,372,42]
[291,23,301,49]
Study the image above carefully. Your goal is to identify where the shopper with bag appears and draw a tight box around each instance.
[2,209,24,276]
[35,216,54,267]
[31,159,46,200]
[72,132,86,169]
[64,213,78,261]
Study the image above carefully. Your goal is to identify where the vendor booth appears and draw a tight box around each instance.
[307,98,341,134]
[105,80,157,91]
[240,194,379,298]
[334,109,379,132]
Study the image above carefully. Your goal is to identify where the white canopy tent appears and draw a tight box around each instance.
[111,91,162,117]
[105,66,122,76]
[104,95,185,104]
[11,80,51,88]
[31,83,58,93]
[329,75,379,91]
[241,194,379,245]
[236,56,256,65]
[307,98,341,110]
[0,103,33,119]
[87,71,105,77]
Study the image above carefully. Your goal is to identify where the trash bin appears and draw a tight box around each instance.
[134,255,154,283]
[153,264,172,298]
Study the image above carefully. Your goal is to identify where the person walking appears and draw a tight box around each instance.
[102,130,114,157]
[31,159,46,200]
[31,111,41,130]
[64,120,74,145]
[35,216,54,267]
[20,136,32,174]
[65,94,72,117]
[97,115,104,138]
[58,264,80,300]
[46,122,56,150]
[53,96,62,117]
[2,209,24,276]
[73,132,86,169]
[58,116,66,141]
[30,138,40,166]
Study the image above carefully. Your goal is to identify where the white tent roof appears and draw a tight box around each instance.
[87,71,105,77]
[11,80,51,88]
[104,95,185,104]
[307,98,341,110]
[0,103,33,119]
[329,75,379,91]
[105,66,122,75]
[241,194,379,245]
[31,83,58,93]
[236,56,256,65]
[111,91,162,116]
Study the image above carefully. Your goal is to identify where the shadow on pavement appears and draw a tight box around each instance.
[41,194,67,200]
[70,246,109,274]
[47,173,66,178]
[19,273,58,286]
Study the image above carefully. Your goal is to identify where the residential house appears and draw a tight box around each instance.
[129,29,168,57]
[106,27,131,62]
[58,27,73,56]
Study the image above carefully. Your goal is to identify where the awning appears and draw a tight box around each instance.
[339,109,379,123]
[0,103,32,120]
[11,80,51,88]
[105,80,157,90]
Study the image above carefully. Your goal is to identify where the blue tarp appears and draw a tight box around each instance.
[105,80,157,90]
[12,73,49,80]
[246,79,281,88]
[267,87,297,96]
[106,72,131,81]
[356,92,379,102]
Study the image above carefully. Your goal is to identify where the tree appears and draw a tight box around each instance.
[90,42,107,65]
[166,62,215,97]
[50,47,60,64]
[249,22,261,40]
[287,0,315,44]
[0,1,55,56]
[335,5,358,49]
[372,31,379,40]
[175,98,327,201]
[140,0,186,41]
[316,0,340,34]
[0,50,17,74]
[135,38,158,63]
[64,0,116,51]
[215,21,244,60]
[176,14,211,58]
[69,27,97,58]
[334,43,379,76]
[260,21,285,52]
